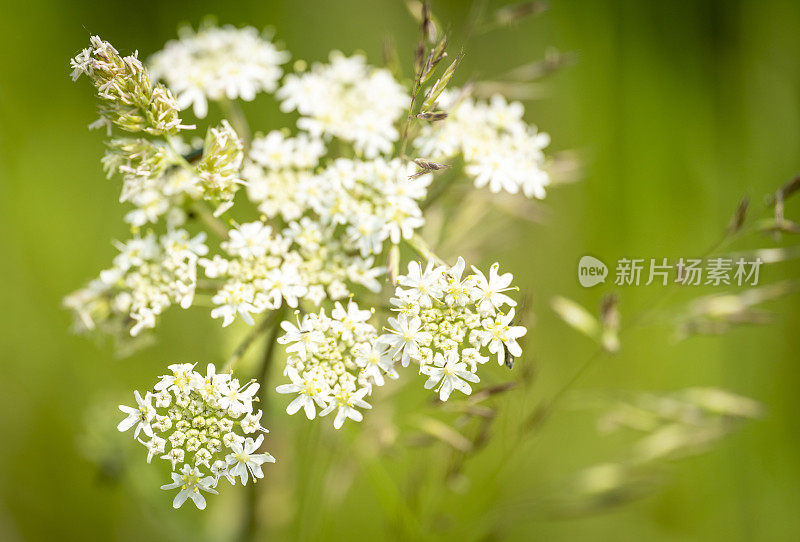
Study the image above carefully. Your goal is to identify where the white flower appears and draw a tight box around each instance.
[160,465,219,510]
[471,262,517,313]
[120,363,272,509]
[462,347,490,372]
[277,317,325,358]
[149,24,289,118]
[260,266,307,308]
[225,222,274,259]
[154,390,171,408]
[354,341,397,387]
[422,350,480,401]
[384,258,526,399]
[398,260,444,307]
[161,230,208,260]
[161,447,185,469]
[219,379,259,416]
[443,257,473,306]
[139,435,166,463]
[118,390,155,438]
[331,300,371,341]
[210,459,235,485]
[277,304,382,428]
[225,434,275,484]
[413,91,550,198]
[275,368,329,420]
[320,387,372,429]
[211,282,258,326]
[191,363,231,401]
[241,410,266,434]
[248,130,325,170]
[66,229,203,339]
[480,308,527,365]
[155,363,196,394]
[379,314,432,367]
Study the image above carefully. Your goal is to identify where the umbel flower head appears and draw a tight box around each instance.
[201,220,384,327]
[276,301,392,429]
[277,51,408,158]
[379,258,527,401]
[64,229,208,342]
[118,363,274,509]
[149,23,290,118]
[414,90,551,198]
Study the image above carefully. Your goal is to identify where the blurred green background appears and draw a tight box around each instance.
[2,0,800,540]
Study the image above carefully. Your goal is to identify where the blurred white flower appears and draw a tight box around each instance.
[415,91,550,198]
[66,230,207,338]
[150,24,290,118]
[278,52,408,158]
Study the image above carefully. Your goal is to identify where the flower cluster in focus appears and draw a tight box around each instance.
[380,258,527,400]
[118,363,274,509]
[276,302,388,428]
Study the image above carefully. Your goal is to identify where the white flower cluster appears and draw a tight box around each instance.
[379,258,527,401]
[64,229,207,338]
[70,36,189,135]
[118,363,274,509]
[149,24,290,118]
[245,138,431,253]
[200,221,383,326]
[276,302,392,428]
[278,52,408,158]
[313,158,430,256]
[243,131,327,222]
[415,91,551,198]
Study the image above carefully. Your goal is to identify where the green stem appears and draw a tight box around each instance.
[190,201,229,240]
[420,167,459,211]
[406,234,448,266]
[223,310,282,372]
[238,309,284,542]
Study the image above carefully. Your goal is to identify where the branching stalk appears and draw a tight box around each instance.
[190,201,230,240]
[224,310,282,372]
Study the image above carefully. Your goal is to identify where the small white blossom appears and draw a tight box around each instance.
[118,391,155,438]
[422,349,480,401]
[225,434,275,484]
[380,314,432,367]
[160,465,219,510]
